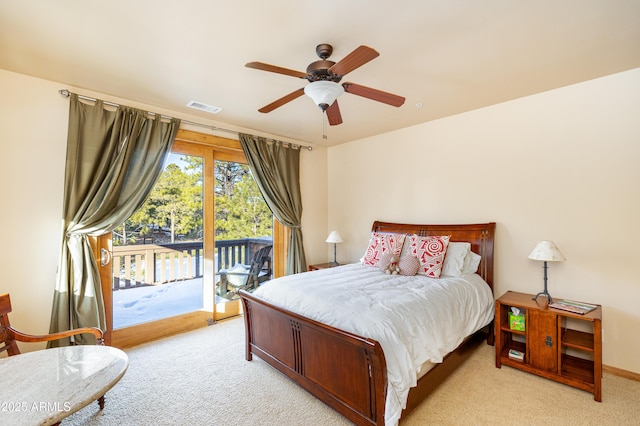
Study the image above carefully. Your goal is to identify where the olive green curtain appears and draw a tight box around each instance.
[239,133,307,274]
[49,94,180,346]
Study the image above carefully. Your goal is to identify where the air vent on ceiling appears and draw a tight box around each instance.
[186,100,222,114]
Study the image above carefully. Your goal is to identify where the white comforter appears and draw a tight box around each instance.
[252,263,494,426]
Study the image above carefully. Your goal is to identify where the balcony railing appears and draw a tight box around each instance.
[111,237,272,290]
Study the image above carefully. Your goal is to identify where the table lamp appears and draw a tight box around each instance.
[326,231,343,267]
[528,240,566,303]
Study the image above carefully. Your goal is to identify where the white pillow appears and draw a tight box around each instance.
[462,251,482,275]
[441,242,471,277]
[441,242,482,277]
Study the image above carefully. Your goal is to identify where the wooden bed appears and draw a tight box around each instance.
[239,221,496,425]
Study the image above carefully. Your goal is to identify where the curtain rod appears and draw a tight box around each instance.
[58,89,312,151]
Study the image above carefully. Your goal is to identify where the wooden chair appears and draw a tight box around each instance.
[0,293,107,410]
[217,245,272,299]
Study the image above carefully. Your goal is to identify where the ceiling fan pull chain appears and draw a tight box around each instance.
[322,112,328,139]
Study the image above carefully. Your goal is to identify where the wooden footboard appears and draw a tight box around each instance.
[239,290,387,425]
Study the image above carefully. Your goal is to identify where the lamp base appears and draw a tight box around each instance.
[532,260,553,304]
[329,243,339,268]
[532,290,553,304]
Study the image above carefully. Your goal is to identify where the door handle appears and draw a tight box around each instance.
[100,248,112,267]
[545,336,553,347]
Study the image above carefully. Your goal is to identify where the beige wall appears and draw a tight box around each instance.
[327,67,640,374]
[0,68,328,352]
[0,70,69,352]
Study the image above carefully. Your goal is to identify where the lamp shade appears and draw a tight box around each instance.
[528,240,566,262]
[304,81,344,111]
[325,231,343,244]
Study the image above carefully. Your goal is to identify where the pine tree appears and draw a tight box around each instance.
[113,156,271,245]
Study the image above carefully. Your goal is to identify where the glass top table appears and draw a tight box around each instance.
[0,345,128,425]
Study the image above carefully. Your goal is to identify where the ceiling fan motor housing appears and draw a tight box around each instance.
[306,60,340,82]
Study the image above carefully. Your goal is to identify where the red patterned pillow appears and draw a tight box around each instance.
[408,235,451,278]
[362,233,406,267]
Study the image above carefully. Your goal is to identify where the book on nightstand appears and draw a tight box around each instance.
[549,299,598,315]
[508,349,524,361]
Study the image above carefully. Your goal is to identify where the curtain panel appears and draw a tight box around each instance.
[239,133,307,274]
[49,94,180,346]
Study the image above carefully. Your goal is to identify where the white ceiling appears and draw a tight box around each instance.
[1,1,639,147]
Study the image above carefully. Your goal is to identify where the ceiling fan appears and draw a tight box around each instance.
[245,44,405,126]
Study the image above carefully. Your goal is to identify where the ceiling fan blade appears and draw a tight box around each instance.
[329,46,379,77]
[326,101,343,126]
[245,61,308,79]
[343,82,405,107]
[258,88,305,113]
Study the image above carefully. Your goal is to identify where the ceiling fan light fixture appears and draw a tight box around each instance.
[304,81,344,111]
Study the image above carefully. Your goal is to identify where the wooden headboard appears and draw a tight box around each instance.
[371,221,496,293]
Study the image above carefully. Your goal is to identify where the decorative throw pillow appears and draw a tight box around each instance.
[398,255,420,276]
[408,235,451,278]
[362,232,406,267]
[441,242,471,277]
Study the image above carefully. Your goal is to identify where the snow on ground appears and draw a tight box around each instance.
[112,279,204,329]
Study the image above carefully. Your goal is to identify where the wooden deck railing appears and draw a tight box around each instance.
[111,237,272,290]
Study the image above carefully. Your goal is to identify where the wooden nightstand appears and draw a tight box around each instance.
[495,291,602,401]
[308,262,338,271]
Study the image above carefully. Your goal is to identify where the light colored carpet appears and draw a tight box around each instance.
[65,317,639,425]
